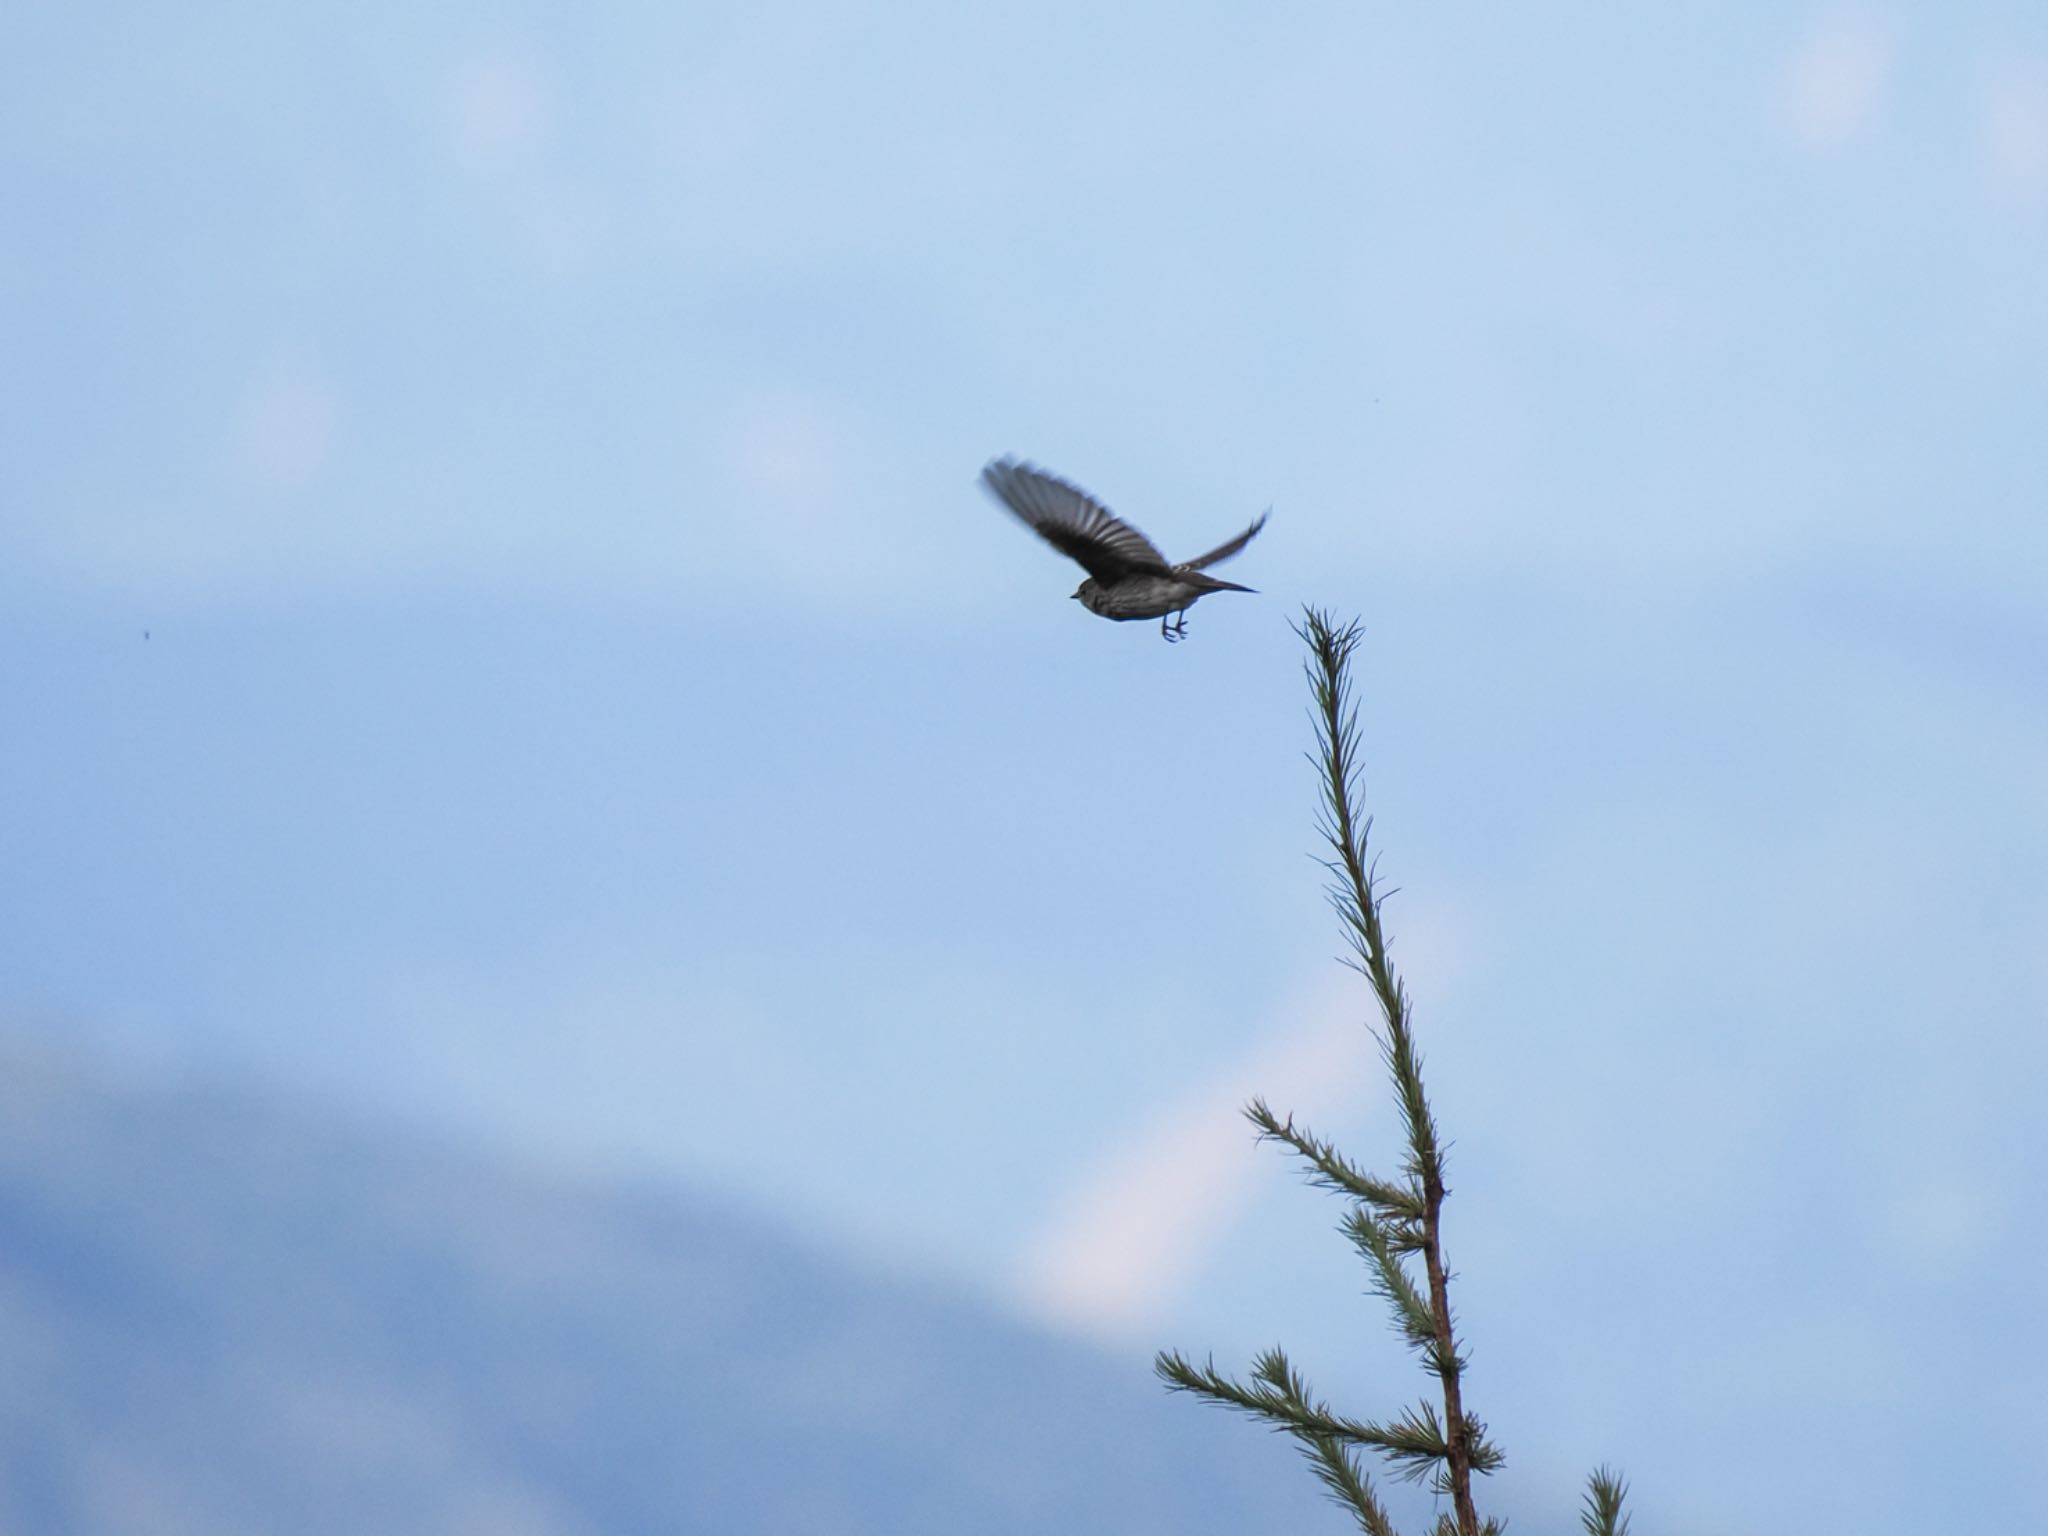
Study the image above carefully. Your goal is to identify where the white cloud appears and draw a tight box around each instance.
[1782,13,1894,151]
[1017,980,1375,1339]
[52,348,349,595]
[689,389,952,611]
[729,391,845,512]
[451,52,554,163]
[708,391,874,596]
[1982,59,2048,209]
[226,353,341,494]
[42,348,352,597]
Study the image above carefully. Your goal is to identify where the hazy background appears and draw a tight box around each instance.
[5,3,2046,1531]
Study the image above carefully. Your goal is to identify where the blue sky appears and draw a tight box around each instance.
[5,4,2047,1531]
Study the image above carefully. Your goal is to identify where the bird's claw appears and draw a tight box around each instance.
[1161,612,1189,642]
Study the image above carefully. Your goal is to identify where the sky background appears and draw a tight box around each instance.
[5,3,2047,1532]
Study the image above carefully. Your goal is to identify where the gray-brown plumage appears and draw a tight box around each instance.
[981,457,1268,642]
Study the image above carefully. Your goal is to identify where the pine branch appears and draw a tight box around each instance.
[1301,1434,1402,1536]
[1246,1097,1425,1222]
[1340,1207,1437,1355]
[1582,1467,1632,1536]
[1156,1349,1399,1454]
[1154,1349,1405,1536]
[1156,1348,1501,1480]
[1369,1401,1505,1491]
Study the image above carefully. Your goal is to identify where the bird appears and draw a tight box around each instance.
[980,457,1268,642]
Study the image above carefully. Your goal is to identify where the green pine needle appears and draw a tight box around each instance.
[1583,1466,1632,1536]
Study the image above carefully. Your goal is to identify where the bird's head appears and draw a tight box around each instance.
[1071,579,1096,601]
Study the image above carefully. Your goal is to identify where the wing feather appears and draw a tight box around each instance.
[1179,510,1269,572]
[980,458,1171,584]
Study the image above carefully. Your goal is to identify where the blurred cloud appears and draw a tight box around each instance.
[451,52,555,163]
[1018,979,1373,1339]
[704,389,910,601]
[226,353,342,494]
[729,391,845,514]
[657,9,856,186]
[1982,57,2048,209]
[1782,12,1893,150]
[36,349,349,595]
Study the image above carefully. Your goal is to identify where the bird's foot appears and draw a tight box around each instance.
[1161,612,1189,642]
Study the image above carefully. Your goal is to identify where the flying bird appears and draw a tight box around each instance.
[981,457,1267,642]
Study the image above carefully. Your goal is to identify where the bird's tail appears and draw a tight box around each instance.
[1193,575,1254,594]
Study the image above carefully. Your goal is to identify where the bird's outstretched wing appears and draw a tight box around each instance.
[1179,510,1268,572]
[981,458,1171,583]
